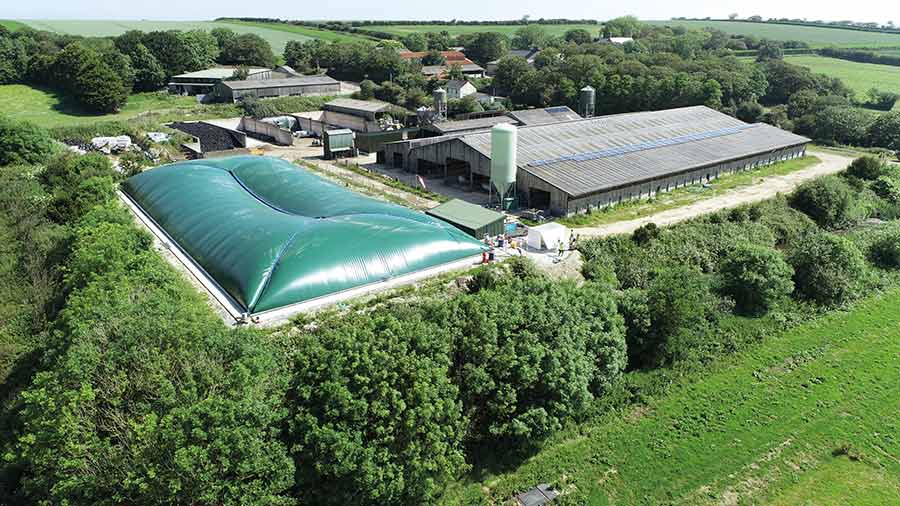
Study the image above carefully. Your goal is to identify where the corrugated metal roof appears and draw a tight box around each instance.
[457,106,810,198]
[325,98,393,114]
[173,67,269,80]
[422,63,485,75]
[508,106,582,125]
[427,199,504,231]
[221,75,339,90]
[427,116,517,134]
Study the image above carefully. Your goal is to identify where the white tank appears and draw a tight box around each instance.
[490,123,518,198]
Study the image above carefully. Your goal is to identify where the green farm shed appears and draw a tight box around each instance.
[427,199,505,238]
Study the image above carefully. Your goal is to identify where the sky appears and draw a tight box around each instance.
[2,0,897,24]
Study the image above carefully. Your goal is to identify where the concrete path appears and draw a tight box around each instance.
[574,150,856,237]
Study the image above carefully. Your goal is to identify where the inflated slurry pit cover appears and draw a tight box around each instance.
[122,156,486,320]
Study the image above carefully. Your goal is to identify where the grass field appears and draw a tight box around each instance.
[366,23,601,38]
[645,19,900,48]
[14,19,332,53]
[441,285,900,505]
[0,20,27,31]
[786,55,900,108]
[559,155,819,228]
[0,84,238,127]
[219,20,374,43]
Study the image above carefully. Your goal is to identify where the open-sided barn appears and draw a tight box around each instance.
[383,106,810,216]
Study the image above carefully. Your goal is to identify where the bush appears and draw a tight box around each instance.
[631,266,726,368]
[719,244,794,315]
[15,243,293,505]
[288,310,467,506]
[869,229,900,269]
[790,176,859,229]
[442,276,626,445]
[632,222,660,245]
[119,150,150,178]
[789,233,867,306]
[845,156,887,181]
[0,116,55,166]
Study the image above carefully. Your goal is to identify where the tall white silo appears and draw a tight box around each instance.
[490,123,518,210]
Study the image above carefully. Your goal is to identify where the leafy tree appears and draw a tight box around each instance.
[421,49,446,66]
[374,80,406,105]
[719,244,794,315]
[465,32,509,65]
[846,156,887,181]
[358,79,376,99]
[425,30,452,51]
[736,100,764,122]
[756,40,784,61]
[288,310,467,506]
[448,95,483,116]
[564,28,594,45]
[631,266,725,367]
[0,116,55,166]
[0,36,28,83]
[790,175,859,229]
[788,232,867,306]
[787,89,819,119]
[512,25,549,49]
[128,43,167,91]
[283,39,313,73]
[865,88,899,111]
[401,32,428,52]
[632,222,660,245]
[602,16,642,38]
[210,27,236,50]
[442,273,626,444]
[219,33,275,67]
[800,106,875,146]
[867,111,900,151]
[445,63,465,81]
[13,216,293,505]
[493,55,536,98]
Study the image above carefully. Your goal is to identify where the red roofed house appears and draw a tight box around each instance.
[398,50,486,79]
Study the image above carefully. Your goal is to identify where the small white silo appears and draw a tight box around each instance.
[490,123,518,209]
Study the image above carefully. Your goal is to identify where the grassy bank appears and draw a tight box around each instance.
[441,284,900,504]
[0,84,240,128]
[559,155,820,228]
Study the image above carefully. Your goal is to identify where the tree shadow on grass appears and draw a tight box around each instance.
[41,86,110,119]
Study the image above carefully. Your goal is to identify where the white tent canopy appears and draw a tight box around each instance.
[526,222,568,251]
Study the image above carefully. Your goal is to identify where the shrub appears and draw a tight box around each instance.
[442,277,626,445]
[119,150,150,178]
[788,233,867,306]
[869,229,900,269]
[633,266,726,367]
[845,156,887,181]
[632,222,660,245]
[790,176,859,229]
[0,116,55,166]
[719,244,794,315]
[288,310,467,506]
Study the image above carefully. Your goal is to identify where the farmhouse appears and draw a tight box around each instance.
[383,106,810,216]
[446,79,477,99]
[486,48,541,75]
[399,50,486,78]
[215,75,343,102]
[121,156,485,322]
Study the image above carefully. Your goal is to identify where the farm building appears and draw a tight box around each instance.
[215,75,342,102]
[486,48,541,75]
[446,79,477,99]
[383,106,810,216]
[426,199,506,238]
[421,63,486,78]
[168,67,270,95]
[121,156,486,322]
[292,98,398,134]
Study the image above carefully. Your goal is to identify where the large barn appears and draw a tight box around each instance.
[382,106,810,216]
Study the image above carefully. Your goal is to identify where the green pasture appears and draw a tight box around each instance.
[441,285,900,504]
[219,20,373,43]
[786,55,900,108]
[644,19,900,48]
[366,23,601,38]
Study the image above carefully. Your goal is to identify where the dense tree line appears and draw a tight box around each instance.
[819,46,900,67]
[0,25,277,113]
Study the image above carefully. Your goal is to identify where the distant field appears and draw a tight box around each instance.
[876,49,900,57]
[645,19,900,48]
[0,20,27,31]
[442,286,900,505]
[219,20,373,43]
[786,55,900,108]
[0,84,234,127]
[367,23,601,38]
[16,19,330,53]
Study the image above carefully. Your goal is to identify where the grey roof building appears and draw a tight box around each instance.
[169,67,271,95]
[508,106,582,125]
[383,106,810,216]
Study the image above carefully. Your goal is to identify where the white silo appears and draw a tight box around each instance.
[433,87,448,119]
[490,123,518,210]
[579,85,596,118]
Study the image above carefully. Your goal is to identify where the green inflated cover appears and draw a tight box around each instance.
[123,156,485,313]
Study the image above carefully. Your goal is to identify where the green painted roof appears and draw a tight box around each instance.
[123,157,485,314]
[426,199,505,232]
